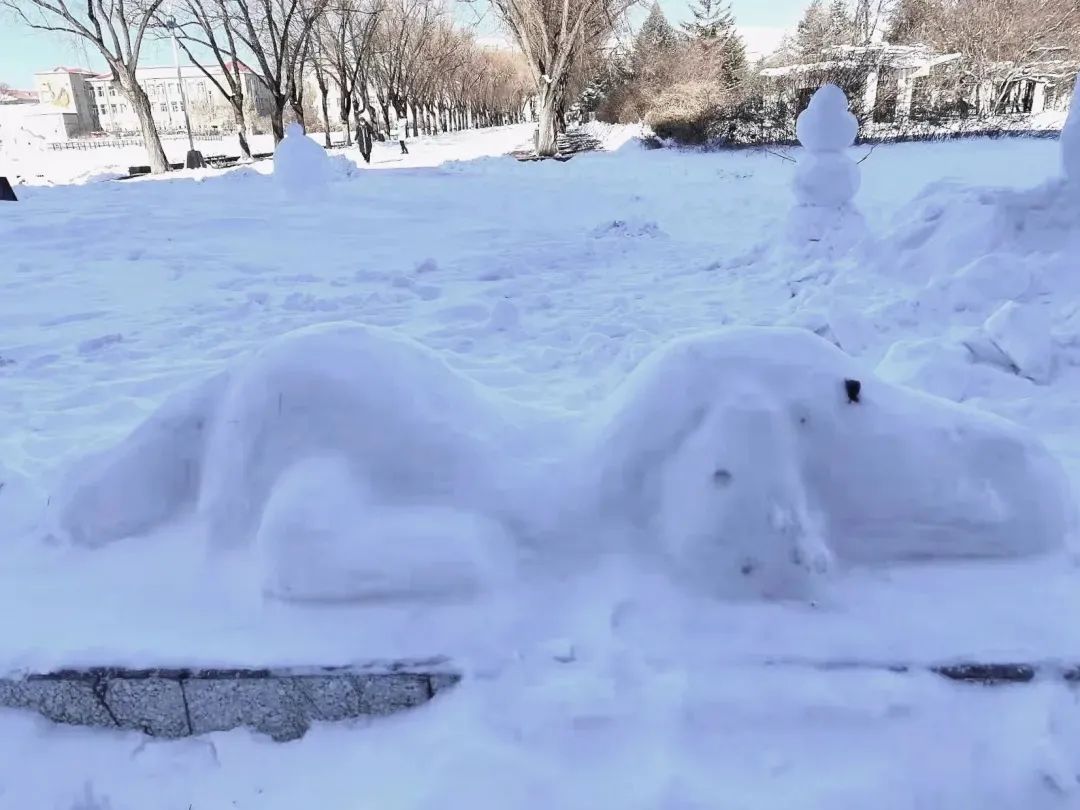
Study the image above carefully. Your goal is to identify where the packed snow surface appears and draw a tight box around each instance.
[4,123,1080,807]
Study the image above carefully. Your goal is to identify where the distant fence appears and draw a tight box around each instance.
[49,132,226,151]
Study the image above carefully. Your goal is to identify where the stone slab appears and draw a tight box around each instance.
[0,666,461,741]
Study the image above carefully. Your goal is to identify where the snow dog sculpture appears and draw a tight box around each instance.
[51,323,1075,602]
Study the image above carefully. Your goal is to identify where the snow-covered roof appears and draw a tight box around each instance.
[0,88,38,104]
[761,43,961,78]
[36,66,98,75]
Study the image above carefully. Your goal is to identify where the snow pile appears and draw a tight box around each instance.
[0,461,45,541]
[982,301,1057,384]
[50,324,1074,603]
[1062,72,1080,185]
[580,120,647,152]
[327,152,362,180]
[273,124,331,198]
[874,145,1080,388]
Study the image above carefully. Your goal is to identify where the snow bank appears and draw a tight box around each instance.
[580,121,647,152]
[0,462,45,542]
[273,124,331,198]
[50,324,1075,603]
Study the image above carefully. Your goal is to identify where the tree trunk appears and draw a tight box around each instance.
[232,98,252,159]
[536,83,558,157]
[123,78,169,173]
[320,91,332,147]
[271,99,286,144]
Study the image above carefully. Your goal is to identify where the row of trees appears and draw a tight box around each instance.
[583,0,1079,144]
[3,0,533,172]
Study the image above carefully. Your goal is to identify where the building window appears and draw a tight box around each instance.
[96,86,104,97]
[111,104,117,113]
[171,101,179,111]
[160,103,167,112]
[109,87,116,97]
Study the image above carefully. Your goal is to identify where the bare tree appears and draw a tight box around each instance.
[890,0,1080,114]
[371,0,443,132]
[161,0,256,158]
[481,0,638,155]
[226,0,330,141]
[316,0,381,145]
[3,0,170,171]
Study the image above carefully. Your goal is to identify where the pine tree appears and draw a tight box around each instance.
[632,3,679,79]
[681,0,733,40]
[794,0,854,59]
[682,0,747,84]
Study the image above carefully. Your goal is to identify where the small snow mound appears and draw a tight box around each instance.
[983,301,1056,384]
[591,219,665,239]
[0,462,45,542]
[487,297,520,332]
[273,124,331,198]
[580,121,648,152]
[883,178,1080,284]
[1062,73,1080,184]
[927,253,1032,313]
[876,338,1033,403]
[327,152,361,179]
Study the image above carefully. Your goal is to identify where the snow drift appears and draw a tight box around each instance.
[50,323,1075,602]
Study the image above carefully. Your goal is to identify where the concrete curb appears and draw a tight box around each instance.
[0,661,460,741]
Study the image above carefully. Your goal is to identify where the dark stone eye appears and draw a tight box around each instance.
[844,378,862,404]
[713,469,733,486]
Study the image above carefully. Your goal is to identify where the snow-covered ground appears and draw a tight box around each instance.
[4,121,1080,807]
[0,123,534,186]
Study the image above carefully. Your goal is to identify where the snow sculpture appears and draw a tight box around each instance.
[1063,73,1080,186]
[794,84,860,207]
[49,324,1075,604]
[273,123,330,199]
[788,84,865,252]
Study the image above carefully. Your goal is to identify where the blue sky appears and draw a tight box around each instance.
[1,0,808,89]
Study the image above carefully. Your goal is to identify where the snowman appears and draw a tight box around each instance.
[273,122,330,200]
[786,84,867,256]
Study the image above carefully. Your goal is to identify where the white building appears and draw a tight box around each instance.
[86,62,274,136]
[32,66,101,137]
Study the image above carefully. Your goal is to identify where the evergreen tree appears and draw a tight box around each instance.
[632,3,679,79]
[794,0,854,59]
[682,0,747,84]
[681,0,733,40]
